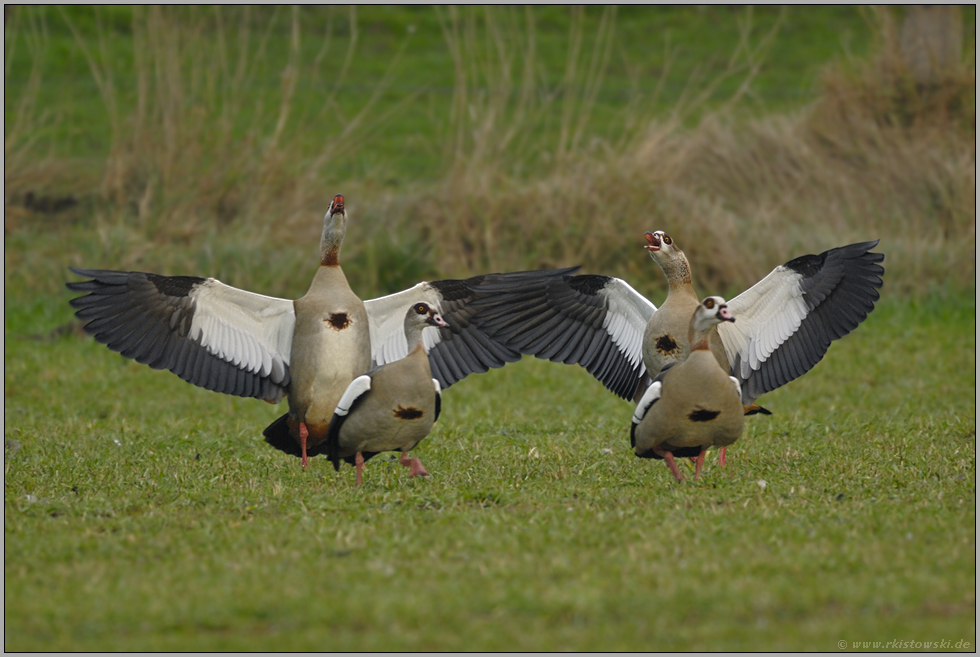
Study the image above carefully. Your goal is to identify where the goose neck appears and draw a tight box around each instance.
[320,213,347,266]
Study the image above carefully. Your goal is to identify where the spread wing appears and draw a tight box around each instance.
[469,270,657,401]
[67,268,295,402]
[719,241,884,403]
[365,270,580,389]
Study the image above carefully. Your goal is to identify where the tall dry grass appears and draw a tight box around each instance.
[3,8,84,232]
[396,7,975,298]
[406,6,786,282]
[6,6,420,296]
[4,6,975,301]
[65,6,413,236]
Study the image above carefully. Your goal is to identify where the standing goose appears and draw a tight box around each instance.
[631,296,743,481]
[66,195,575,466]
[641,231,885,412]
[268,194,371,468]
[468,233,884,411]
[326,302,447,484]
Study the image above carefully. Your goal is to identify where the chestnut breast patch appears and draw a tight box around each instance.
[655,334,678,355]
[394,406,424,420]
[688,408,721,422]
[326,313,351,330]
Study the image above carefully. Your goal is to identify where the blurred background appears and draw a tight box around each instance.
[4,5,975,304]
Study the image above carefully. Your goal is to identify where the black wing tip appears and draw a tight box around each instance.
[744,404,772,416]
[566,273,619,297]
[456,265,585,293]
[66,266,129,281]
[635,445,701,460]
[786,240,886,279]
[326,412,345,471]
[431,264,582,286]
[834,239,881,256]
[66,267,98,291]
[263,414,301,457]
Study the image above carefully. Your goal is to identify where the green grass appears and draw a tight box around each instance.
[5,5,885,183]
[4,4,976,650]
[4,289,975,651]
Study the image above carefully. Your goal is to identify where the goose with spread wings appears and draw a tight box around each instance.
[631,296,745,482]
[468,232,884,411]
[67,194,575,466]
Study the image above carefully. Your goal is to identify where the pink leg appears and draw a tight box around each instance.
[299,422,310,469]
[693,447,708,480]
[355,452,365,486]
[719,446,727,468]
[654,447,684,482]
[399,452,429,478]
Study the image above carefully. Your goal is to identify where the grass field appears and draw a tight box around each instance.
[3,290,976,651]
[4,5,976,652]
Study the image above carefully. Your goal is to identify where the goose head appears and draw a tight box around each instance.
[321,194,349,266]
[404,301,449,351]
[688,296,734,350]
[644,230,690,283]
[410,301,449,329]
[692,295,735,331]
[644,230,676,256]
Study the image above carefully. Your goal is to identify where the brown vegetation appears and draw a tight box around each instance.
[4,6,975,299]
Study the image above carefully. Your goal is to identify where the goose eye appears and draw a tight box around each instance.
[415,304,427,314]
[704,299,714,309]
[663,235,672,245]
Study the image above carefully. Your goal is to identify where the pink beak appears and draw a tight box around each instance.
[428,311,449,328]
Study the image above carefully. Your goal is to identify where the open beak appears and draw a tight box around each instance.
[330,194,345,215]
[644,232,660,251]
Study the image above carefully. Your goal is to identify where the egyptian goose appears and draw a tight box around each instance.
[66,195,571,466]
[641,231,885,409]
[631,296,743,481]
[642,231,728,383]
[325,302,446,484]
[469,233,884,410]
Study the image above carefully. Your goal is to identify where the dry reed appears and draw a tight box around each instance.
[394,7,975,297]
[4,6,975,299]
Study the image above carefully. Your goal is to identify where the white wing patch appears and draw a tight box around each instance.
[365,282,445,367]
[422,327,441,353]
[335,375,373,416]
[432,378,441,394]
[632,380,663,426]
[603,278,659,372]
[188,278,295,382]
[719,265,807,380]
